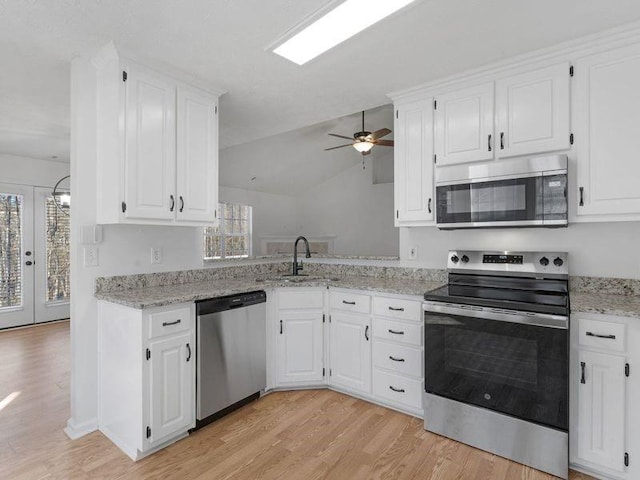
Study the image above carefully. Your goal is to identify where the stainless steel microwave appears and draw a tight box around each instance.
[435,155,568,229]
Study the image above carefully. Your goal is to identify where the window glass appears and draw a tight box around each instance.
[203,203,252,259]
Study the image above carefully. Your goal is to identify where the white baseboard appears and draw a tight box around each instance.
[64,417,98,440]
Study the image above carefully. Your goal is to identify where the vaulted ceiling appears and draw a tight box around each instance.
[2,0,640,164]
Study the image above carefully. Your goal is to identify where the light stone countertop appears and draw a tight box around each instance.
[571,293,640,318]
[95,275,443,309]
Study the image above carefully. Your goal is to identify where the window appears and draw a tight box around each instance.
[45,198,70,302]
[203,203,252,259]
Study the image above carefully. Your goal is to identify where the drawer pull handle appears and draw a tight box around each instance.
[389,356,405,362]
[162,319,182,327]
[388,329,405,335]
[389,386,405,393]
[388,307,405,312]
[342,300,356,305]
[186,343,191,362]
[586,331,616,340]
[580,361,586,384]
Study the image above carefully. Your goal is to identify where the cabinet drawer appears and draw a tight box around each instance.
[373,296,421,322]
[373,340,422,378]
[149,307,192,339]
[372,317,422,347]
[330,291,371,314]
[578,318,626,352]
[279,290,324,310]
[373,369,423,410]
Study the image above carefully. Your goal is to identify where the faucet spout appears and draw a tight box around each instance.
[292,236,311,275]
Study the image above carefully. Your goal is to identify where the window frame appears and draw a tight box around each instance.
[203,202,253,260]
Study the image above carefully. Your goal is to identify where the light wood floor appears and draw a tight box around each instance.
[0,320,596,480]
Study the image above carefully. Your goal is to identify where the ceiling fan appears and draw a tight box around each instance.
[325,111,394,156]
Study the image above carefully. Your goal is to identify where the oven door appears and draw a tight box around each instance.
[423,302,568,431]
[435,174,567,228]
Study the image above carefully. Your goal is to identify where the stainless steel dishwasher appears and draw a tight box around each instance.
[195,290,267,428]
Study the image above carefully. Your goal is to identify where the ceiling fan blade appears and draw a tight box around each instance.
[368,128,391,140]
[324,143,353,151]
[328,133,354,140]
[375,139,394,147]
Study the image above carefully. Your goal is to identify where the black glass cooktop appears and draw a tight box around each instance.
[424,274,569,316]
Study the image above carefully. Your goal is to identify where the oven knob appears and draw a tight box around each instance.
[553,257,564,267]
[450,255,459,263]
[461,255,469,263]
[539,257,549,266]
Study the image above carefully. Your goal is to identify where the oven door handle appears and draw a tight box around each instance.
[422,302,568,329]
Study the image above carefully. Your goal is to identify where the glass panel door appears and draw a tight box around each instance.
[424,310,568,430]
[0,184,34,329]
[34,187,70,323]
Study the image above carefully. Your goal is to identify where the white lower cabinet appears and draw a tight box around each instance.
[98,301,195,460]
[371,295,423,416]
[274,289,325,387]
[149,333,194,443]
[329,311,372,395]
[571,313,639,480]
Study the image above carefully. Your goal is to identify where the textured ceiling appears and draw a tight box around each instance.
[2,0,640,163]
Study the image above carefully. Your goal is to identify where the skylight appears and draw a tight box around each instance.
[273,0,416,65]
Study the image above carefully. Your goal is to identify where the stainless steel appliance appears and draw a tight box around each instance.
[435,155,568,229]
[196,291,267,428]
[423,251,569,479]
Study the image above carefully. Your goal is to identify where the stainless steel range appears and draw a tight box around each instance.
[423,250,569,479]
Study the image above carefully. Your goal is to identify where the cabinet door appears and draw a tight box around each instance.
[577,350,626,472]
[575,44,640,216]
[329,312,371,395]
[176,86,219,223]
[434,82,494,165]
[496,63,570,158]
[277,311,324,385]
[124,64,176,220]
[149,333,194,443]
[394,99,434,225]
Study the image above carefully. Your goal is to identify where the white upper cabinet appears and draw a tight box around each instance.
[94,45,221,226]
[394,99,434,225]
[574,43,640,217]
[495,63,571,158]
[434,82,494,166]
[124,64,177,221]
[176,86,219,223]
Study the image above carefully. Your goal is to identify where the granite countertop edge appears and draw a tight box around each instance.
[95,276,443,310]
[95,277,640,318]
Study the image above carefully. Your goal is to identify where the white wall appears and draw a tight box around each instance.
[400,222,640,279]
[219,186,297,255]
[296,156,398,256]
[0,153,69,187]
[67,57,206,438]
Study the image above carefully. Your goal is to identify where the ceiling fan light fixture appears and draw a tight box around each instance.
[273,0,417,65]
[353,140,374,153]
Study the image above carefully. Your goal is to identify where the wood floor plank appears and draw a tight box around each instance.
[0,320,598,480]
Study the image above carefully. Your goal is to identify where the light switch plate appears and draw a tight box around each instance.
[84,246,99,267]
[408,245,418,260]
[151,247,162,264]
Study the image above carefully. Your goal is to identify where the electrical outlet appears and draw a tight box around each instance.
[84,246,99,267]
[150,247,162,265]
[408,246,418,260]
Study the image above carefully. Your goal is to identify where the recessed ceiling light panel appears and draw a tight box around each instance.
[273,0,416,65]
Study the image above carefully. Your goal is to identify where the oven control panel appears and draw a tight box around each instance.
[448,250,568,276]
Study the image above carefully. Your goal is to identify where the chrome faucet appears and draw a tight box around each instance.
[292,236,311,275]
